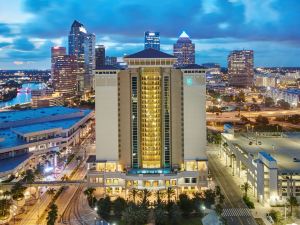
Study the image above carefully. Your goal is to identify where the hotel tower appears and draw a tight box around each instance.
[88,48,207,194]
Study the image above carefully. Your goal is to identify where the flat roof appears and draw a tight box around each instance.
[0,106,87,125]
[0,107,92,150]
[223,132,300,173]
[0,153,32,173]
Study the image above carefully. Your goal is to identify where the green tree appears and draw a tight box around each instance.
[83,187,96,207]
[46,188,56,200]
[139,189,152,206]
[123,203,148,225]
[22,169,35,183]
[203,189,216,208]
[277,99,290,109]
[154,204,168,225]
[168,203,181,225]
[264,97,275,107]
[0,191,12,219]
[178,193,194,218]
[97,196,111,221]
[241,182,251,198]
[154,190,166,205]
[11,182,26,200]
[166,187,175,206]
[46,203,58,225]
[287,195,298,216]
[113,197,127,219]
[256,115,269,125]
[129,188,139,204]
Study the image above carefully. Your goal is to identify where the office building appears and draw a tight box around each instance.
[144,31,160,51]
[173,31,195,66]
[31,89,64,108]
[228,50,254,87]
[88,48,207,194]
[95,45,105,69]
[52,55,78,97]
[84,33,96,91]
[68,20,95,94]
[0,106,93,181]
[51,47,66,80]
[105,56,117,66]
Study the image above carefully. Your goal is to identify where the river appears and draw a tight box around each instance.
[0,82,46,108]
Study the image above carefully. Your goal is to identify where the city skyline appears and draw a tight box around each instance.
[0,0,300,69]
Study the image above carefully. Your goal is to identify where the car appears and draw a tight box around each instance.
[266,213,274,224]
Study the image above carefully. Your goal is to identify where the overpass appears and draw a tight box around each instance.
[0,180,87,188]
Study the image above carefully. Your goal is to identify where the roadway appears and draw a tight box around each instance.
[16,133,94,225]
[208,149,258,225]
[207,108,300,122]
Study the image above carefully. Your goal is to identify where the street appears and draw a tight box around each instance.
[208,150,258,225]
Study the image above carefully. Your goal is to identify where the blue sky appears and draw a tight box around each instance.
[0,0,299,69]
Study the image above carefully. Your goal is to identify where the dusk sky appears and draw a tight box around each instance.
[0,0,300,69]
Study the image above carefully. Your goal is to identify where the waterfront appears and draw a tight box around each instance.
[0,82,46,108]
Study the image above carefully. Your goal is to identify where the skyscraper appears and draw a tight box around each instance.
[173,31,195,66]
[53,55,78,97]
[51,46,66,80]
[84,33,95,90]
[144,31,160,51]
[87,48,207,194]
[105,56,117,66]
[68,20,86,56]
[228,50,254,87]
[95,45,105,69]
[68,20,95,93]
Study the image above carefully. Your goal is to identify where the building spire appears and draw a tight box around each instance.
[179,31,190,38]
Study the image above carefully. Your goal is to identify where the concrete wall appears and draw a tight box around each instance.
[95,73,119,161]
[170,68,183,167]
[183,71,207,160]
[118,70,132,168]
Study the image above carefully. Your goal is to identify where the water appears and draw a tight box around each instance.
[0,82,46,108]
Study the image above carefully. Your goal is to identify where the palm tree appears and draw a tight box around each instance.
[46,188,56,200]
[83,187,96,206]
[139,189,151,205]
[0,191,12,219]
[166,187,175,206]
[22,169,35,183]
[61,174,69,181]
[11,182,26,201]
[154,190,166,204]
[129,188,139,204]
[241,182,251,197]
[46,203,58,225]
[287,195,298,216]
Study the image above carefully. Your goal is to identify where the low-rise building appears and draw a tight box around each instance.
[0,106,94,181]
[266,88,300,107]
[221,132,300,205]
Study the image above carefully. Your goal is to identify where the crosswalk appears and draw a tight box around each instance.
[222,208,252,217]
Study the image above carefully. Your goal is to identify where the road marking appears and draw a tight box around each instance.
[222,208,252,217]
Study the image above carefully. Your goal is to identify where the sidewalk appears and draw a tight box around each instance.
[209,146,300,225]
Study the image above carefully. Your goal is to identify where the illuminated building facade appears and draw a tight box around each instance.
[53,55,78,97]
[144,31,160,51]
[228,50,254,87]
[51,47,66,80]
[88,48,207,194]
[173,31,195,66]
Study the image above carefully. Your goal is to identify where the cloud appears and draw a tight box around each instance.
[13,61,24,65]
[13,37,35,51]
[0,0,300,68]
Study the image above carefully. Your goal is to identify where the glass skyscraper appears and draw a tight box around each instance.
[144,31,160,51]
[173,31,195,66]
[68,20,95,92]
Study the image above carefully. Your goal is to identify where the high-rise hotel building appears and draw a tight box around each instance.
[88,48,207,194]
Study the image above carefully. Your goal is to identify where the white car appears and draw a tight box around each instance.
[266,213,274,224]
